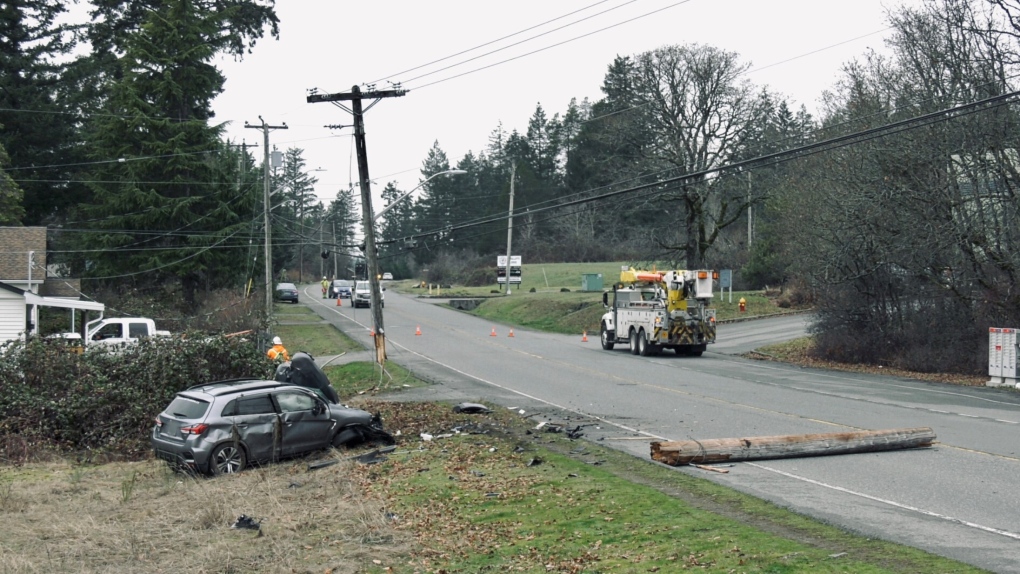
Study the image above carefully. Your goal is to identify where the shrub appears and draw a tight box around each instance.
[0,334,274,462]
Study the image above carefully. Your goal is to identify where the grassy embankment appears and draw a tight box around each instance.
[395,261,792,335]
[0,380,980,574]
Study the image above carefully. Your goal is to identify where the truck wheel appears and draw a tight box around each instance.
[689,344,707,357]
[600,323,615,351]
[637,329,651,356]
[629,329,640,355]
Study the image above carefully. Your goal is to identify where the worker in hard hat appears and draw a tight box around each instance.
[320,276,329,298]
[267,336,290,361]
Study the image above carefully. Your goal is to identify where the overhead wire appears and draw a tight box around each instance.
[407,1,692,91]
[369,0,618,84]
[400,0,642,85]
[385,90,1020,245]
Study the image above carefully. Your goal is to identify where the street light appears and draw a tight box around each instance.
[374,169,467,221]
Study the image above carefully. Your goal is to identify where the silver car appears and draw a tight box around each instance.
[151,380,393,475]
[353,280,385,308]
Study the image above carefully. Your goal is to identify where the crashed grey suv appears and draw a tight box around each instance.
[151,379,393,475]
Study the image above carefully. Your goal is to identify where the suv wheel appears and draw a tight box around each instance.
[209,443,247,475]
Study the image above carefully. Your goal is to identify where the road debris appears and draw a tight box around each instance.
[231,514,262,531]
[453,402,492,414]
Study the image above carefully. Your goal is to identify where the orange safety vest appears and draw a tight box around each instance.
[267,345,290,362]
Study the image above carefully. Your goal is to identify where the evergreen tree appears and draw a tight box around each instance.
[273,148,319,281]
[324,185,358,279]
[0,0,83,224]
[0,135,25,225]
[78,0,275,303]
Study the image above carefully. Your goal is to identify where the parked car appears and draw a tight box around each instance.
[332,279,353,299]
[152,379,394,475]
[275,282,299,304]
[381,272,393,281]
[353,280,385,308]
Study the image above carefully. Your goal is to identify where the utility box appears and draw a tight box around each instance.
[987,327,1019,388]
[581,273,603,292]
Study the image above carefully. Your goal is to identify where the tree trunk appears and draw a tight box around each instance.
[650,427,935,466]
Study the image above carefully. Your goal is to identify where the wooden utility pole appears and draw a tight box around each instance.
[245,118,287,320]
[650,427,936,466]
[307,85,406,365]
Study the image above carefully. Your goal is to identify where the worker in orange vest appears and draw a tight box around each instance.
[267,336,290,362]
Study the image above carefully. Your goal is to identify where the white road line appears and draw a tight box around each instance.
[747,462,1020,541]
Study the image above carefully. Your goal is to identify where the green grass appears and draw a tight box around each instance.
[359,402,981,573]
[471,290,604,334]
[468,288,801,336]
[324,361,427,397]
[273,303,323,322]
[392,262,805,335]
[271,322,365,357]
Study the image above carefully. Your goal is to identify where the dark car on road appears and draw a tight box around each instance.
[151,379,393,475]
[332,279,353,299]
[275,282,299,304]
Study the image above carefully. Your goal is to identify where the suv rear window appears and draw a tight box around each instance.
[166,395,210,420]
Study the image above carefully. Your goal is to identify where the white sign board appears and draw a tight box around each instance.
[496,255,522,284]
[988,327,1018,387]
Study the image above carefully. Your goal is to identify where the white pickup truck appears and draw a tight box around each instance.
[86,317,171,347]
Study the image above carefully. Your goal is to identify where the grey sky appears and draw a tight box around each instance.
[211,0,910,207]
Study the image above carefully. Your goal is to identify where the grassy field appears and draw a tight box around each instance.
[0,397,981,573]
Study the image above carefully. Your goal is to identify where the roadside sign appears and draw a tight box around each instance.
[496,255,522,284]
[719,269,732,288]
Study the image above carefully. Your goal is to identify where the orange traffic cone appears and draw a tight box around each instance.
[336,296,341,307]
[508,328,515,338]
[415,325,422,336]
[490,327,497,337]
[369,329,375,337]
[581,331,588,342]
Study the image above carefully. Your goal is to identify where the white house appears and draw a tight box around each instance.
[0,227,104,343]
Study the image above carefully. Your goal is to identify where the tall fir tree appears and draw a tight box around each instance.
[0,0,83,224]
[78,0,276,302]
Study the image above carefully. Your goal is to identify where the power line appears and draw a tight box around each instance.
[400,0,642,85]
[390,90,1020,243]
[408,1,691,91]
[369,0,618,84]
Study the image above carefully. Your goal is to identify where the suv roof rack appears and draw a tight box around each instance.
[185,378,279,394]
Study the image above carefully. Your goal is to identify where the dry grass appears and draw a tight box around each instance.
[0,453,408,573]
[752,337,989,387]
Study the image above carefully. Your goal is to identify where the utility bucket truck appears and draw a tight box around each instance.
[599,267,716,356]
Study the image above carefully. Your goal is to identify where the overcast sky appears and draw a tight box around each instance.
[211,0,913,207]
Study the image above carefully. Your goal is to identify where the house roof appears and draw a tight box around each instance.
[0,281,24,296]
[0,227,47,281]
[0,280,104,312]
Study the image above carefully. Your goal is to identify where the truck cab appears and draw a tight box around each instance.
[88,317,170,347]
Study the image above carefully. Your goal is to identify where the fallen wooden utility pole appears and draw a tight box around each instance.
[650,427,936,466]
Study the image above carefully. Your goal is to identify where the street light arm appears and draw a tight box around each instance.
[373,169,466,222]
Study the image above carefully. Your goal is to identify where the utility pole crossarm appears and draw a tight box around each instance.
[306,89,407,103]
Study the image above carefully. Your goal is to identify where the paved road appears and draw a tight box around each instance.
[300,286,1020,573]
